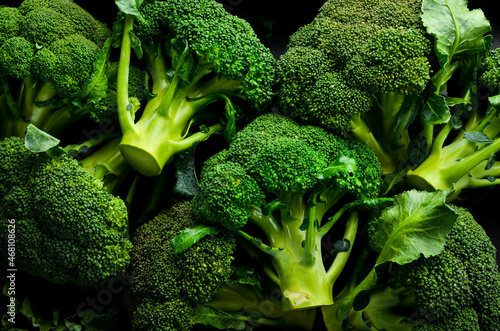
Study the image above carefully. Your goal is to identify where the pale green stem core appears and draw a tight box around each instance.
[238,191,361,310]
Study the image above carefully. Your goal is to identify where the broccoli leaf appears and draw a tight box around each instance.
[24,124,60,153]
[421,0,491,69]
[115,0,145,21]
[173,142,200,197]
[171,224,222,254]
[369,190,458,266]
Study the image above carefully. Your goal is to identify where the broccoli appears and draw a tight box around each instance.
[195,265,318,330]
[0,126,133,289]
[0,0,138,138]
[407,46,500,199]
[124,200,236,331]
[113,0,276,176]
[275,0,432,174]
[323,191,500,330]
[190,112,387,310]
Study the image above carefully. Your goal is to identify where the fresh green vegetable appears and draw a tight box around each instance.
[323,191,500,330]
[0,126,133,289]
[188,113,388,310]
[0,0,126,138]
[275,0,432,174]
[124,200,236,330]
[113,0,276,176]
[1,0,499,330]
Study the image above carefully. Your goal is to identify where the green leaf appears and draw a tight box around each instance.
[230,266,262,287]
[129,30,143,59]
[262,198,287,215]
[173,142,200,197]
[223,99,237,142]
[194,305,250,330]
[170,38,195,84]
[75,38,114,100]
[421,92,450,125]
[24,124,60,153]
[115,0,145,21]
[370,190,458,266]
[318,156,357,180]
[344,198,394,212]
[408,134,428,165]
[171,225,222,254]
[422,0,491,68]
[463,131,494,144]
[489,94,500,109]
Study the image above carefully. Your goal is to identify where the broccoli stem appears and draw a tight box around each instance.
[336,268,378,322]
[325,211,358,286]
[407,107,500,193]
[78,136,132,193]
[350,115,400,174]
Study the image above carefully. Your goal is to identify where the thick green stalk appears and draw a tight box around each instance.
[116,14,137,137]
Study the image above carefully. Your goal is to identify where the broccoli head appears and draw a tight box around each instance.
[0,0,121,138]
[275,0,432,174]
[192,112,386,310]
[114,0,276,176]
[0,134,132,289]
[124,200,236,330]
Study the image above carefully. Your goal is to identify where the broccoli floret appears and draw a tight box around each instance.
[275,0,432,174]
[114,0,276,176]
[326,201,500,330]
[407,46,500,199]
[0,0,119,138]
[192,113,386,311]
[124,200,236,330]
[0,129,133,289]
[396,0,500,200]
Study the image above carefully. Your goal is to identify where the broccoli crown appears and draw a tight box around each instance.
[479,47,500,92]
[0,36,35,81]
[0,6,24,44]
[32,34,101,96]
[132,0,275,111]
[195,113,383,230]
[388,205,500,328]
[276,0,431,133]
[0,137,132,289]
[0,0,114,137]
[18,0,111,47]
[413,308,481,331]
[125,200,236,331]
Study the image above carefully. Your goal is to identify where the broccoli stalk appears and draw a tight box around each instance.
[407,103,500,196]
[114,0,276,176]
[239,198,366,309]
[196,267,317,330]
